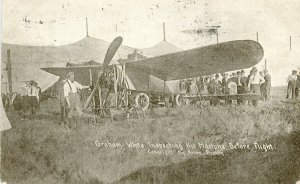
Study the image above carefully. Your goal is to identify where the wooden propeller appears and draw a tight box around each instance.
[83,36,123,110]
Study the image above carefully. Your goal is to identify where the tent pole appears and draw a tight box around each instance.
[290,36,292,50]
[163,22,166,41]
[86,17,89,37]
[265,59,267,70]
[256,32,259,42]
[89,69,93,86]
[7,49,12,94]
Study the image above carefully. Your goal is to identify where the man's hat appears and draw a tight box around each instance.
[67,72,75,78]
[251,67,258,73]
[29,80,35,85]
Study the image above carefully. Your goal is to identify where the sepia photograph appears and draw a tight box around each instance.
[1,0,300,183]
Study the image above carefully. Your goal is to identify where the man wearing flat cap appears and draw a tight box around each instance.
[296,70,300,98]
[63,72,89,117]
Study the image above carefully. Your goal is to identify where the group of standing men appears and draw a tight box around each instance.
[287,70,300,99]
[22,80,41,116]
[180,67,272,105]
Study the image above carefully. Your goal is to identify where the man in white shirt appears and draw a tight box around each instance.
[248,67,265,106]
[23,81,39,100]
[228,80,237,95]
[189,78,199,95]
[259,71,266,100]
[63,72,89,117]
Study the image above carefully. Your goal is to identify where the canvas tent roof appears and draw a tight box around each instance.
[1,36,183,94]
[141,41,181,57]
[1,36,135,94]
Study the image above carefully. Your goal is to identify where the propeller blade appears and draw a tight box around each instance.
[103,36,123,68]
[83,85,98,109]
[83,36,123,110]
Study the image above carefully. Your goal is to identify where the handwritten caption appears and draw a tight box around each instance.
[94,141,275,156]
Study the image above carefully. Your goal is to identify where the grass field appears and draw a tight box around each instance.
[1,86,300,184]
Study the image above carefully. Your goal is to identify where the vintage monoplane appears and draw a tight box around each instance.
[41,36,264,116]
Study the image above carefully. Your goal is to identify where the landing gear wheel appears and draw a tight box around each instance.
[175,94,185,107]
[135,93,150,111]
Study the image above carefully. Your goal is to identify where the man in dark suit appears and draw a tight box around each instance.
[221,73,229,94]
[287,70,298,99]
[236,71,243,105]
[240,70,249,105]
[295,71,300,98]
[263,70,271,101]
[240,70,248,94]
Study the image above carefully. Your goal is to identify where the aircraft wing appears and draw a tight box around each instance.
[41,65,103,85]
[41,65,101,77]
[126,40,264,81]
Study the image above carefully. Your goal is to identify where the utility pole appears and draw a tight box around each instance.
[265,59,267,70]
[290,36,292,50]
[86,17,89,37]
[211,26,220,44]
[163,22,166,41]
[256,32,259,42]
[7,49,12,94]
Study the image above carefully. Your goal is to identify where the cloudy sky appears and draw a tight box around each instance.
[2,0,300,86]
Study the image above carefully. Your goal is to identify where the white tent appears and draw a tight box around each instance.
[141,40,181,57]
[1,36,135,94]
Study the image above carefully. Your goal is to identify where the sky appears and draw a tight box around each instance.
[2,0,300,86]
